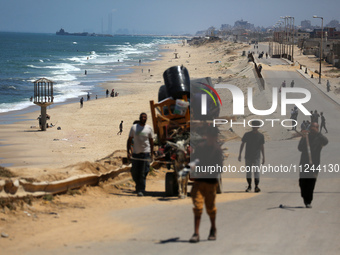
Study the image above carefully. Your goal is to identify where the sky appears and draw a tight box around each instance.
[0,0,339,35]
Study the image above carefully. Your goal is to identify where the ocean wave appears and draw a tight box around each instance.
[0,34,179,114]
[46,73,78,82]
[0,101,32,113]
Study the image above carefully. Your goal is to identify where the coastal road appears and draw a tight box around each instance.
[32,45,340,255]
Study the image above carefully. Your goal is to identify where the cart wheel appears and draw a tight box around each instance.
[217,177,223,194]
[165,172,178,196]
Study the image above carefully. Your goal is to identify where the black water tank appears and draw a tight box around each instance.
[163,66,190,99]
[158,85,168,102]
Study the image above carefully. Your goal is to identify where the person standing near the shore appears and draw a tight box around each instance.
[117,120,123,135]
[127,113,154,196]
[106,89,109,98]
[80,97,84,108]
[238,120,265,192]
[298,122,328,208]
[320,112,328,133]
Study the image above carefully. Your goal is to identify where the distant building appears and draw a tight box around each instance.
[220,24,232,31]
[301,20,312,30]
[326,20,340,31]
[234,19,255,31]
[296,31,310,41]
[108,13,113,35]
[310,27,340,39]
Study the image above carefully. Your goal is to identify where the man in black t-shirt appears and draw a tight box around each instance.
[238,120,265,192]
[298,122,328,208]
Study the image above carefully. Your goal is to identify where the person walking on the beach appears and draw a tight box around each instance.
[80,97,84,108]
[189,125,223,243]
[106,89,109,98]
[327,80,331,92]
[238,120,265,192]
[320,112,328,133]
[117,121,123,135]
[127,113,154,196]
[298,122,328,208]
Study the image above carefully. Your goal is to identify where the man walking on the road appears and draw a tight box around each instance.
[298,122,328,208]
[320,112,328,133]
[238,120,265,192]
[327,80,331,92]
[312,110,320,124]
[127,113,154,196]
[189,125,222,243]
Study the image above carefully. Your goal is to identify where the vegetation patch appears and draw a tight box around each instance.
[0,166,16,178]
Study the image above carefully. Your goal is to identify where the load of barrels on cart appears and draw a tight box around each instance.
[150,65,222,198]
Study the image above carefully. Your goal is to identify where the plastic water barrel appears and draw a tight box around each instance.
[158,85,168,102]
[163,66,190,99]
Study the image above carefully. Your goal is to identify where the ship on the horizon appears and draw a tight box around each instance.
[56,28,113,37]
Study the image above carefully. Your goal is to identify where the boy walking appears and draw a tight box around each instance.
[238,120,265,192]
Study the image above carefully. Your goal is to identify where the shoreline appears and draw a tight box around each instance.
[0,45,173,125]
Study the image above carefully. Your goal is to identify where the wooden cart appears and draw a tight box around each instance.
[149,95,190,197]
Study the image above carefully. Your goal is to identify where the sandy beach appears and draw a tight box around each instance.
[1,39,339,252]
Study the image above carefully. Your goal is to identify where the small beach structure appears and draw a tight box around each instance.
[33,78,54,131]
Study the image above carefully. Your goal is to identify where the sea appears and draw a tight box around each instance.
[0,32,180,121]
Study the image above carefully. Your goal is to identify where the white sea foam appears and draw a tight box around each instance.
[0,101,33,113]
[1,35,179,114]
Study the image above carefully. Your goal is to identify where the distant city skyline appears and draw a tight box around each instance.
[0,0,339,35]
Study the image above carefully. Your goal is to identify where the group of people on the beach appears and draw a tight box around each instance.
[106,88,119,98]
[79,89,119,108]
[37,114,54,129]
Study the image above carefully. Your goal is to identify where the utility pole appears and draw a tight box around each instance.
[313,15,323,84]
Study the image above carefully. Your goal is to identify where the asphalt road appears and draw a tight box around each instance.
[40,44,340,255]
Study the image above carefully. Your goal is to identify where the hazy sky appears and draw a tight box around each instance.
[1,0,339,34]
